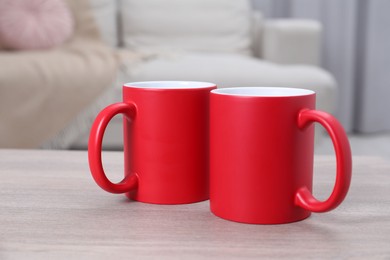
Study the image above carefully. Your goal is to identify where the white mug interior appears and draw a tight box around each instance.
[124,81,216,89]
[211,87,315,97]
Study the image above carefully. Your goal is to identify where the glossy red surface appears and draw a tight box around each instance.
[209,88,352,224]
[88,82,216,204]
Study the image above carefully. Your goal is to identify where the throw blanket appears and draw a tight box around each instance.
[0,0,118,148]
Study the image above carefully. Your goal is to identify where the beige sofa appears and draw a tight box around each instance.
[0,0,337,149]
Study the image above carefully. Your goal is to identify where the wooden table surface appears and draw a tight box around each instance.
[0,149,389,259]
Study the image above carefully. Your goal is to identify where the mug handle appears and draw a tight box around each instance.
[295,109,352,212]
[88,102,138,194]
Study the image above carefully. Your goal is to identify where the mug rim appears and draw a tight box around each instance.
[211,87,315,97]
[124,81,216,89]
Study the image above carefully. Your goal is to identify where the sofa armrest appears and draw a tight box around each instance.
[261,19,322,66]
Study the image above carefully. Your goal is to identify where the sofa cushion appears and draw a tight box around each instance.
[120,52,336,112]
[87,0,118,47]
[0,0,74,50]
[120,0,252,54]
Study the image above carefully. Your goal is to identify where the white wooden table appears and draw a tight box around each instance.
[0,149,389,259]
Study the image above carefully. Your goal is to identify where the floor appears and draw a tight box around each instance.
[315,132,390,162]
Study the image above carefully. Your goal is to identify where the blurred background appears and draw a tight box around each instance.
[253,0,390,159]
[0,0,389,160]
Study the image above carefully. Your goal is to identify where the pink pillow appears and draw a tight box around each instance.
[0,0,74,50]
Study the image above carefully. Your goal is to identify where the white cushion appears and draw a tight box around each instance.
[263,19,321,66]
[120,53,336,112]
[120,0,252,54]
[88,0,117,47]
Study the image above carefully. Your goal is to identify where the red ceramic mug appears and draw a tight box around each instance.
[210,87,352,224]
[88,81,216,204]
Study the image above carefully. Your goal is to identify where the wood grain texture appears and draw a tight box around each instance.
[0,149,389,259]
